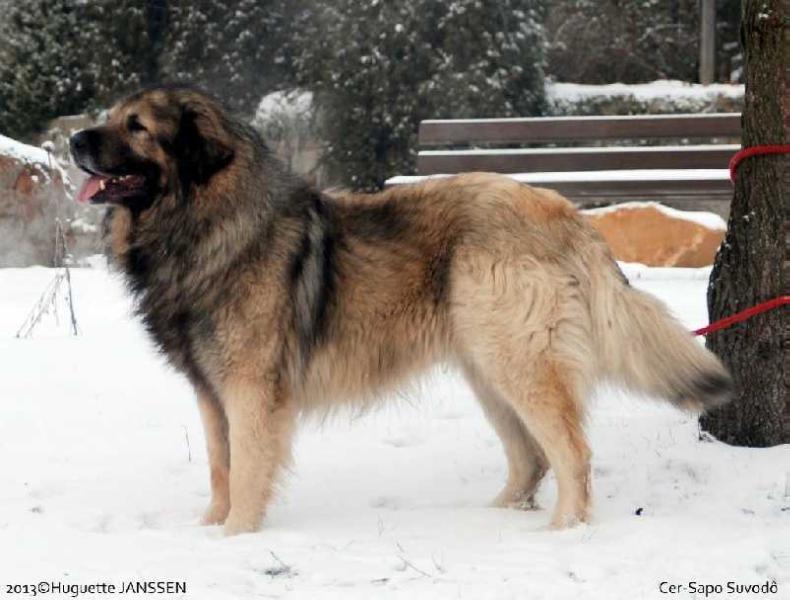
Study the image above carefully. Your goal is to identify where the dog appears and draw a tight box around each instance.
[70,86,732,535]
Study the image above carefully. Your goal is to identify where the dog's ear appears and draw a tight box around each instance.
[175,101,235,186]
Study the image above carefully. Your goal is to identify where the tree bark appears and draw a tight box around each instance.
[143,0,169,86]
[700,0,789,446]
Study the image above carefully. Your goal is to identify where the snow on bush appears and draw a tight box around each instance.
[548,80,744,116]
[252,90,314,149]
[251,90,323,183]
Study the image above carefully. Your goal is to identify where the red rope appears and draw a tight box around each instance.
[729,144,790,183]
[683,146,790,334]
[693,296,789,336]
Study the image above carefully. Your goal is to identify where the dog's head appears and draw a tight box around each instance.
[70,86,235,210]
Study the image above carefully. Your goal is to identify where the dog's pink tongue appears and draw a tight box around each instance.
[76,175,105,203]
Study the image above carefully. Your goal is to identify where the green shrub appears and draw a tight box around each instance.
[295,0,548,190]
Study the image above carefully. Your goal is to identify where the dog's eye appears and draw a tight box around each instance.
[127,115,147,133]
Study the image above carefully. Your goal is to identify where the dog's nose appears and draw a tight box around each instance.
[69,130,91,159]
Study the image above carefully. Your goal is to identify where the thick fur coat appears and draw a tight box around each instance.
[70,87,732,535]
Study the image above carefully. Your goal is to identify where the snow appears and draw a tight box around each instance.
[0,133,54,166]
[68,217,99,235]
[1,265,787,598]
[547,80,744,103]
[421,113,738,126]
[582,201,727,231]
[0,133,70,185]
[253,90,313,123]
[421,144,739,157]
[387,169,731,186]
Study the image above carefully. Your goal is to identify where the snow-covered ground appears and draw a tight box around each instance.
[1,264,787,599]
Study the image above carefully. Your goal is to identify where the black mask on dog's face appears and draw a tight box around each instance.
[69,87,234,210]
[70,123,158,209]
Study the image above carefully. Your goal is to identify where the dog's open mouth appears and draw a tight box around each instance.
[76,174,148,204]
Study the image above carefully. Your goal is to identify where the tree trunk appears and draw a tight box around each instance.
[700,0,789,446]
[143,0,169,85]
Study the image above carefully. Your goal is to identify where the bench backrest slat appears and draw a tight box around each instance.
[418,113,741,146]
[417,145,739,175]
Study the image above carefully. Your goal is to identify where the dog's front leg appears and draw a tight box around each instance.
[196,386,230,525]
[221,377,296,536]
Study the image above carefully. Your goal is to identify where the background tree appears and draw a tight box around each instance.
[546,0,700,83]
[0,0,98,139]
[165,0,298,117]
[0,0,300,138]
[700,0,788,446]
[716,0,743,81]
[142,0,170,86]
[0,0,160,139]
[85,1,167,97]
[295,0,547,190]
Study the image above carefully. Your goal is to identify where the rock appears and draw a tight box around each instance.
[35,113,98,188]
[0,133,101,267]
[583,202,726,268]
[37,113,105,262]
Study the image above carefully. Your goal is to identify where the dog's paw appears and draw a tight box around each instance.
[548,510,590,530]
[491,487,540,510]
[200,501,230,526]
[222,513,262,536]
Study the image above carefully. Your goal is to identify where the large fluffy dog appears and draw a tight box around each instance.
[70,86,732,535]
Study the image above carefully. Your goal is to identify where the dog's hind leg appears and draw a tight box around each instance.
[221,377,296,536]
[452,258,593,528]
[196,386,230,525]
[492,358,592,529]
[462,363,548,509]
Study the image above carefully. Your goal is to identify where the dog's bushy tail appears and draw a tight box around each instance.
[588,256,733,412]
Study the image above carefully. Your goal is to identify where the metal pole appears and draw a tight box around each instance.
[700,0,716,84]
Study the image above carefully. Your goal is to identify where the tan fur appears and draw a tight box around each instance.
[463,362,548,510]
[186,174,723,533]
[196,387,230,525]
[91,92,730,535]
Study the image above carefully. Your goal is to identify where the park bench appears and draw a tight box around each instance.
[386,113,741,216]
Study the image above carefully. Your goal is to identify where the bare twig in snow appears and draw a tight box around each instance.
[431,553,446,574]
[397,557,433,579]
[264,550,295,578]
[15,147,79,338]
[394,542,433,579]
[182,426,192,463]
